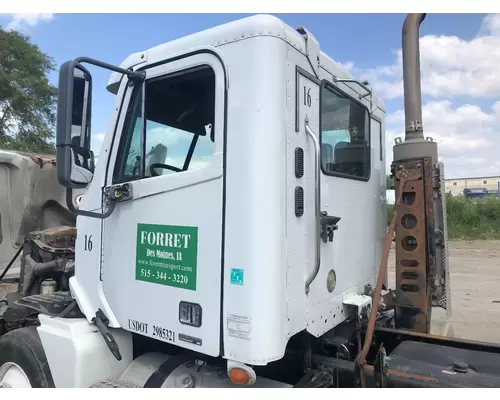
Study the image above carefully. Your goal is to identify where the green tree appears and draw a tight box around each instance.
[386,175,395,189]
[0,27,57,154]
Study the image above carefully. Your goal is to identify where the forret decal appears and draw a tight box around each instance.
[135,223,198,290]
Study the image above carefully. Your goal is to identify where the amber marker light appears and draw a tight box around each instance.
[228,367,251,385]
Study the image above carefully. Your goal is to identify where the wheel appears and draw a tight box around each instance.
[0,326,55,388]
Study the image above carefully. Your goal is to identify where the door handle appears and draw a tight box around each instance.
[304,121,342,294]
[304,120,321,295]
[320,212,341,243]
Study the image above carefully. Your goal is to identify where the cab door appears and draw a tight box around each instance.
[101,51,226,357]
[302,78,375,337]
[317,81,376,306]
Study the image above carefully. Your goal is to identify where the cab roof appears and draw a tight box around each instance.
[106,14,385,112]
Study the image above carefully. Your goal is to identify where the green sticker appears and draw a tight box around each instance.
[136,223,198,291]
[230,268,244,285]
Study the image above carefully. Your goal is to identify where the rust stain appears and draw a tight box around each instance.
[394,328,453,341]
[387,369,439,382]
[17,151,56,167]
[412,331,445,340]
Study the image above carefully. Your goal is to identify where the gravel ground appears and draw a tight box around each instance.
[2,240,499,344]
[388,240,500,344]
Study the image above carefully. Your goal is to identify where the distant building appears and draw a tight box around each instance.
[445,175,500,196]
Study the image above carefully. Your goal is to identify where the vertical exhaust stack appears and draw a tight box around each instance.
[392,14,450,335]
[393,13,438,162]
[403,13,425,142]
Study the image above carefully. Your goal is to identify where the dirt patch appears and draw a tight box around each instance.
[0,283,17,298]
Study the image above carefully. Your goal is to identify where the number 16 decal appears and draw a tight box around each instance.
[84,234,93,251]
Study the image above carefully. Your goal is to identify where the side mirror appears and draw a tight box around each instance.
[56,60,94,188]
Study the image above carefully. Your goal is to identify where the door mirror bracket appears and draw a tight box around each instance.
[65,188,115,220]
[56,56,145,219]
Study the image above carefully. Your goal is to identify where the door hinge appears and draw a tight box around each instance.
[92,309,122,361]
[296,26,320,78]
[103,182,133,205]
[320,212,341,243]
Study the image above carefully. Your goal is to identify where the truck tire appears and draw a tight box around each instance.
[0,326,55,388]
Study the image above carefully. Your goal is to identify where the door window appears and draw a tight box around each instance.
[114,65,216,183]
[320,83,370,181]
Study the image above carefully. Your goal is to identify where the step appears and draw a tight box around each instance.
[89,378,141,388]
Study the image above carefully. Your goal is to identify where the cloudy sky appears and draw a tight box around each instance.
[1,12,499,179]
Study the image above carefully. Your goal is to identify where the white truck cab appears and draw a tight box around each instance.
[2,14,388,388]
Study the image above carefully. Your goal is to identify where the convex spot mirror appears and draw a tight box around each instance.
[56,60,95,188]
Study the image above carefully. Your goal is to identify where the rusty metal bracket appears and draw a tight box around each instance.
[393,158,434,334]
